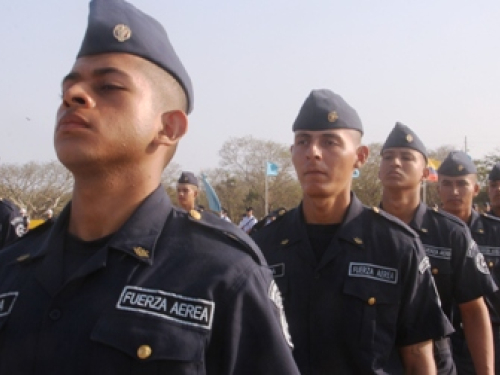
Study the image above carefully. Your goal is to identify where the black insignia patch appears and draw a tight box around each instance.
[424,245,452,259]
[269,263,285,278]
[0,292,18,317]
[116,286,215,330]
[348,262,398,284]
[479,246,500,257]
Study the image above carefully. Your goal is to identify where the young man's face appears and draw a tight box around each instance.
[176,184,197,210]
[488,180,500,212]
[291,128,365,198]
[55,53,162,172]
[438,174,479,216]
[379,148,428,190]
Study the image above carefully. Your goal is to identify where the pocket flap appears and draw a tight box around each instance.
[91,313,206,361]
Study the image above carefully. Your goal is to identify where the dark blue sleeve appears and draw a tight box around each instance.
[206,265,300,375]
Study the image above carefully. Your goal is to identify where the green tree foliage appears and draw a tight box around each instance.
[199,136,301,221]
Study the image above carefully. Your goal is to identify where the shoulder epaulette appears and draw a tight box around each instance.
[371,206,418,237]
[482,213,500,223]
[428,206,468,228]
[185,209,266,265]
[249,208,287,235]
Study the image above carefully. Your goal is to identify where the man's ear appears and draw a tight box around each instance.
[354,145,369,168]
[154,110,188,146]
[473,181,480,198]
[422,166,430,181]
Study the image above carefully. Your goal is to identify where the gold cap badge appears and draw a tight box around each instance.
[327,111,338,123]
[113,24,132,42]
[372,207,380,214]
[406,134,413,143]
[458,165,464,171]
[133,247,149,258]
[281,239,289,245]
[278,209,286,216]
[354,238,363,245]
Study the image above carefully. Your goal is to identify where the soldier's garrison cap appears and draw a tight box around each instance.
[292,89,363,135]
[178,171,198,187]
[77,0,193,113]
[438,151,477,176]
[489,163,500,181]
[381,122,428,161]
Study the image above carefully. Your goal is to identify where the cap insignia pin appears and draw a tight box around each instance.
[133,246,149,258]
[406,134,413,143]
[458,165,464,171]
[113,24,132,42]
[354,238,363,245]
[17,254,30,262]
[281,239,289,245]
[327,111,338,123]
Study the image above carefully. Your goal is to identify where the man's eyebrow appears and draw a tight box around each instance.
[61,67,131,86]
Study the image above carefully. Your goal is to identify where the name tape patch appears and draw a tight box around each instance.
[269,263,285,278]
[117,286,215,330]
[424,245,452,260]
[479,246,500,257]
[348,262,398,284]
[0,292,18,317]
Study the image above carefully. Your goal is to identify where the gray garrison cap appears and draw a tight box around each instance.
[489,163,500,181]
[292,89,363,134]
[77,0,194,113]
[381,122,428,161]
[178,171,198,187]
[438,151,477,176]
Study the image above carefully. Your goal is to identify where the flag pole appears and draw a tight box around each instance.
[265,162,269,215]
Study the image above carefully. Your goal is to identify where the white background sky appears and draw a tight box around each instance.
[1,0,500,173]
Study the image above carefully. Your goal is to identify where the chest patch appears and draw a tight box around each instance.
[268,263,285,278]
[348,262,398,284]
[116,286,215,330]
[478,246,500,258]
[424,245,452,260]
[0,292,18,317]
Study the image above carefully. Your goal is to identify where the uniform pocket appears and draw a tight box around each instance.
[342,278,400,351]
[90,313,207,374]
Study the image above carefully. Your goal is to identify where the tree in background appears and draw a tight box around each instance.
[0,161,73,218]
[199,136,301,221]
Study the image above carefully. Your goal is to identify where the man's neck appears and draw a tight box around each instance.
[443,207,472,225]
[69,170,161,241]
[381,187,421,224]
[301,190,351,224]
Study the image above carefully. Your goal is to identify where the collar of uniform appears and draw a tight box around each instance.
[107,185,171,264]
[408,202,429,233]
[469,209,484,235]
[334,193,365,245]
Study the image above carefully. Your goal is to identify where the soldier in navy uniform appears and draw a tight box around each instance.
[176,171,199,212]
[0,198,27,249]
[379,123,496,375]
[438,151,500,375]
[252,89,453,374]
[487,163,500,218]
[0,1,300,374]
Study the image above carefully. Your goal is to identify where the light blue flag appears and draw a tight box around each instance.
[266,162,279,176]
[201,174,222,212]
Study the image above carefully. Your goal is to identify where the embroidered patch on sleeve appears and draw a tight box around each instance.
[0,292,18,317]
[419,256,431,274]
[269,280,293,348]
[475,253,490,274]
[116,286,215,330]
[348,262,398,284]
